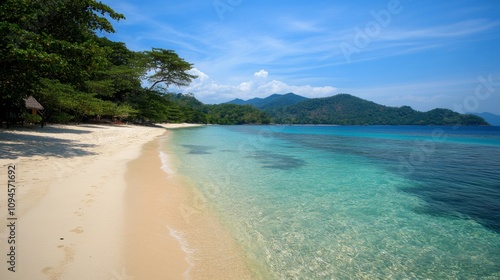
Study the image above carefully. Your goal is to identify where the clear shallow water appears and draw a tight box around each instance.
[166,125,500,279]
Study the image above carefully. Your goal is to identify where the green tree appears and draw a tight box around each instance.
[205,104,270,125]
[39,79,134,123]
[0,0,124,123]
[142,48,198,91]
[91,38,145,102]
[128,89,170,123]
[0,1,207,126]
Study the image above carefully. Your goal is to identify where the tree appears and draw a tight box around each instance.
[204,104,271,125]
[0,0,124,123]
[39,79,135,123]
[0,1,208,125]
[90,37,145,102]
[142,48,197,91]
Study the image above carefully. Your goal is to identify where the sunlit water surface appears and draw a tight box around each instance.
[165,125,500,279]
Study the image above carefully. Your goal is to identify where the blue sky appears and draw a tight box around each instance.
[102,0,500,114]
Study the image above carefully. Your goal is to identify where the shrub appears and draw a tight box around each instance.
[23,113,42,123]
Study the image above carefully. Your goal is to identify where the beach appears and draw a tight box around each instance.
[0,123,250,280]
[2,124,500,279]
[125,131,253,280]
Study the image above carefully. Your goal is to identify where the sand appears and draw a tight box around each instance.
[0,123,255,280]
[125,132,254,280]
[0,123,168,280]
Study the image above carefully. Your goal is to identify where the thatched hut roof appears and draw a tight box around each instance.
[24,96,44,110]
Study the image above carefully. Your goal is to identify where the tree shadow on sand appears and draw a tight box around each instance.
[0,130,96,160]
[5,125,98,135]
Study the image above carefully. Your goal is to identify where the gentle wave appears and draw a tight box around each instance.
[159,151,174,176]
[166,225,195,279]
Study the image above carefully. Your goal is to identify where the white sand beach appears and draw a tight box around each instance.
[0,123,253,280]
[0,124,176,279]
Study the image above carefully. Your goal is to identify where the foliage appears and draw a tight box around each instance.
[51,112,74,123]
[0,1,202,125]
[128,89,170,122]
[0,0,125,123]
[23,113,42,123]
[142,48,198,91]
[204,104,271,125]
[266,94,489,125]
[164,93,207,123]
[91,37,145,102]
[39,79,134,122]
[227,93,308,109]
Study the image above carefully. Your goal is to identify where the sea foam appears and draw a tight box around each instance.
[166,225,195,279]
[159,151,174,176]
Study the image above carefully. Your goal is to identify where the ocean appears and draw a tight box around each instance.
[164,125,500,279]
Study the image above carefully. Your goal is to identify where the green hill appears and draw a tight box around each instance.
[266,94,489,125]
[227,93,308,109]
[135,92,488,126]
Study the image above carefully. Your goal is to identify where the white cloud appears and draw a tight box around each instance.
[239,81,253,92]
[381,19,499,41]
[254,69,269,79]
[190,68,209,82]
[180,68,337,104]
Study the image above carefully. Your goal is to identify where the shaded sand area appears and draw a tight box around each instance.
[0,123,252,279]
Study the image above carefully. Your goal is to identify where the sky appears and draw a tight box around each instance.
[102,0,500,114]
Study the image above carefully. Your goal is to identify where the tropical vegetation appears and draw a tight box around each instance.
[1,0,191,124]
[0,1,489,126]
[229,93,489,125]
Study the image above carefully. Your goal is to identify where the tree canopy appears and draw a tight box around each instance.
[143,48,198,91]
[0,0,126,122]
[0,0,203,125]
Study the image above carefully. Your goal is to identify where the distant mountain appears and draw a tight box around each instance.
[265,94,489,125]
[226,98,247,105]
[227,93,308,109]
[224,93,488,125]
[472,112,500,126]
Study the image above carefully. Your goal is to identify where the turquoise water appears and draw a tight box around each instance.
[166,126,500,279]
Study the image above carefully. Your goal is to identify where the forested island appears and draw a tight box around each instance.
[228,93,489,125]
[0,1,488,126]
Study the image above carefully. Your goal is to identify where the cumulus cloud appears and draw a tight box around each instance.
[239,81,253,92]
[181,68,337,104]
[254,69,269,79]
[190,68,210,82]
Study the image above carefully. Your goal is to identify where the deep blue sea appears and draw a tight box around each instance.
[166,125,500,279]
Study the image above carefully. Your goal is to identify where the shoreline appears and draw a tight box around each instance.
[124,137,191,279]
[0,122,254,279]
[0,123,198,279]
[125,128,255,279]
